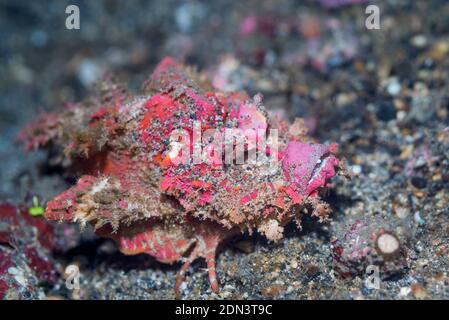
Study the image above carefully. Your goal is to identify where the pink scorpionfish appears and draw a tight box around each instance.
[19,57,343,296]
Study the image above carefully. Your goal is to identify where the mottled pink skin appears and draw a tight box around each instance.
[17,113,60,152]
[237,103,266,132]
[236,94,267,145]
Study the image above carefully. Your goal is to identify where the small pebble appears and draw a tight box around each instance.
[399,286,411,297]
[411,176,427,189]
[410,35,428,48]
[376,101,397,121]
[261,284,286,297]
[78,59,102,87]
[414,211,426,225]
[411,283,427,299]
[394,206,410,219]
[352,165,362,175]
[290,259,298,269]
[387,79,401,96]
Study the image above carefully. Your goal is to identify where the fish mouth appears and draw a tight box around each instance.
[281,141,339,196]
[305,152,339,195]
[45,199,75,221]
